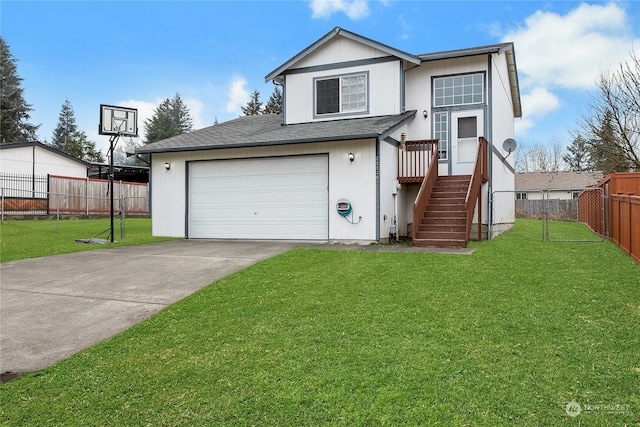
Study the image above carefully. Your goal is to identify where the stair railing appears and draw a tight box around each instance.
[464,137,489,244]
[412,140,440,237]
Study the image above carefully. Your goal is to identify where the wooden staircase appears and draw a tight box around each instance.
[413,175,471,248]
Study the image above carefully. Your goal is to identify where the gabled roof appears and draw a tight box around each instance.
[137,112,416,154]
[515,171,604,191]
[0,141,90,167]
[419,42,521,118]
[265,27,421,83]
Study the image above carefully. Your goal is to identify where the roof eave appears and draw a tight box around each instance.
[265,27,420,83]
[136,133,383,155]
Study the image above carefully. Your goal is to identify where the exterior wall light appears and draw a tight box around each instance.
[164,162,171,171]
[423,110,428,119]
[348,152,355,162]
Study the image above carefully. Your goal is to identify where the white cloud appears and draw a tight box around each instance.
[183,98,205,130]
[503,3,636,90]
[521,86,560,118]
[119,100,157,139]
[310,0,370,20]
[501,3,639,141]
[225,76,249,115]
[515,86,561,138]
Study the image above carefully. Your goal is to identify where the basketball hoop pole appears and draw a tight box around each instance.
[108,134,121,243]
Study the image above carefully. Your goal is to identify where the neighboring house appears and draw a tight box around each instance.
[0,141,89,178]
[515,171,604,200]
[138,27,522,247]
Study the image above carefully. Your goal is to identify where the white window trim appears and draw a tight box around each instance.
[313,71,370,118]
[433,73,484,108]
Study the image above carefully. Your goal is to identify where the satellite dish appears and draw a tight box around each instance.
[503,138,517,154]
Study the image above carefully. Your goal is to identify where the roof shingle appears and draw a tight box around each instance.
[137,111,416,154]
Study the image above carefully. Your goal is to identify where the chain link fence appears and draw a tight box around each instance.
[546,187,604,242]
[491,188,604,242]
[492,190,545,240]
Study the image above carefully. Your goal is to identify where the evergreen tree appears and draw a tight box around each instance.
[588,110,632,172]
[0,36,40,143]
[563,135,593,171]
[62,130,104,163]
[241,90,262,115]
[50,98,77,150]
[49,98,103,162]
[263,86,283,114]
[144,93,193,144]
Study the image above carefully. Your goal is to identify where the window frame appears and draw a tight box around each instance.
[433,72,484,108]
[313,71,369,118]
[433,111,449,161]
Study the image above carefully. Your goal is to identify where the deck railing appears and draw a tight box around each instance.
[411,141,440,233]
[464,137,489,244]
[398,139,439,183]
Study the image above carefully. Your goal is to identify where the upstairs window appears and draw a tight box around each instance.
[315,72,368,116]
[433,73,484,107]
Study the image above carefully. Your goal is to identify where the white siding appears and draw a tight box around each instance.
[294,37,393,68]
[283,36,402,125]
[0,146,87,177]
[151,139,380,242]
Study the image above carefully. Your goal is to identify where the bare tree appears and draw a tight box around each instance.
[515,141,565,173]
[577,49,640,171]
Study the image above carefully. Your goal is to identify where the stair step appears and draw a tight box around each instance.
[415,229,466,238]
[420,217,467,226]
[413,238,467,248]
[429,197,465,204]
[412,175,471,248]
[417,224,466,232]
[426,204,466,212]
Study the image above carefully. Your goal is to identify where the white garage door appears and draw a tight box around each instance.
[189,155,328,239]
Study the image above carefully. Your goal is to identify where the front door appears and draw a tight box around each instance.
[451,110,484,176]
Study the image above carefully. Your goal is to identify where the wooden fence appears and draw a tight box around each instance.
[0,173,149,216]
[580,172,640,264]
[48,175,149,214]
[516,199,577,220]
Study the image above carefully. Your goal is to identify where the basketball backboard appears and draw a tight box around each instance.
[99,104,138,137]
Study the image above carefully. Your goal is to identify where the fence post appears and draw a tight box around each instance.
[1,188,4,222]
[56,196,60,233]
[86,177,89,217]
[120,193,125,240]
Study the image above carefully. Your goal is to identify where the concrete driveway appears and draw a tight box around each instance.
[0,240,297,377]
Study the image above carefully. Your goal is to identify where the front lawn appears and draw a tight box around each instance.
[0,218,174,262]
[1,220,639,425]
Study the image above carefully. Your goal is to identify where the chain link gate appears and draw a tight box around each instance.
[545,187,605,242]
[492,190,545,240]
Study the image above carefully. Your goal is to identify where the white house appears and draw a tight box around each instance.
[0,141,89,178]
[515,171,604,200]
[138,27,522,247]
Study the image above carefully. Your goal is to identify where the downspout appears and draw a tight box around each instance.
[402,62,421,113]
[376,137,380,242]
[487,54,494,239]
[32,143,36,197]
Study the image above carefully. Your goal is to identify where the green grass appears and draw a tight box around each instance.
[1,220,639,425]
[0,218,175,262]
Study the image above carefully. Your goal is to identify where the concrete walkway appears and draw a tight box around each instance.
[0,240,297,377]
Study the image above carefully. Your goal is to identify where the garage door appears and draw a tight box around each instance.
[189,155,328,239]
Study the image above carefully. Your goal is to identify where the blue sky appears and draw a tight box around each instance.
[3,1,640,155]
